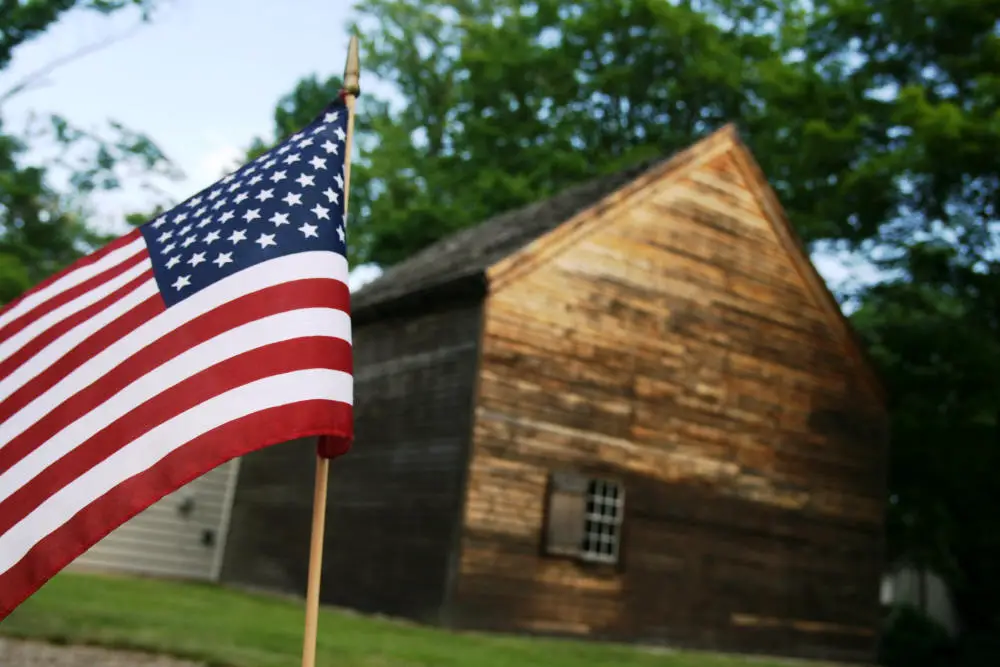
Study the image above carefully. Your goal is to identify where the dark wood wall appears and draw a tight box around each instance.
[451,144,888,662]
[221,302,482,616]
[219,435,320,593]
[315,301,482,621]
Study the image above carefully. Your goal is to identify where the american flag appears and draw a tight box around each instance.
[0,97,354,619]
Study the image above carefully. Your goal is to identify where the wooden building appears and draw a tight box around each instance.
[74,125,889,663]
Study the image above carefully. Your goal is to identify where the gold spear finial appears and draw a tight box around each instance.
[343,34,360,97]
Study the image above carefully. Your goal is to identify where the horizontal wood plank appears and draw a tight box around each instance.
[454,146,887,663]
[224,304,482,623]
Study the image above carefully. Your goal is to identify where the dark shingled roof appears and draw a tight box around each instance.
[351,156,666,314]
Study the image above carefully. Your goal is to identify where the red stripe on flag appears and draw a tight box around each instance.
[0,252,149,342]
[0,294,164,429]
[0,230,142,321]
[0,336,352,536]
[0,268,155,382]
[318,432,352,459]
[0,398,351,620]
[0,278,349,475]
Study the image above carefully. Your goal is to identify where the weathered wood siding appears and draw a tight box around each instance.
[318,302,481,620]
[219,436,319,592]
[221,303,481,618]
[452,147,888,662]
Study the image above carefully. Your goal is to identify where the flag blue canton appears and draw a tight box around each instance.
[139,99,350,308]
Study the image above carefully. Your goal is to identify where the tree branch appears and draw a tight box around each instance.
[0,18,146,108]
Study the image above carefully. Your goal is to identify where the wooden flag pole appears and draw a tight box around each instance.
[300,34,360,667]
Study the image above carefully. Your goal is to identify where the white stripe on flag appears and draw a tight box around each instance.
[0,367,353,572]
[0,280,160,405]
[0,307,352,502]
[0,259,152,365]
[0,237,146,332]
[0,250,349,448]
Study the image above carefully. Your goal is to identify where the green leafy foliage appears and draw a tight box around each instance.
[343,0,825,265]
[808,0,1000,655]
[0,0,177,304]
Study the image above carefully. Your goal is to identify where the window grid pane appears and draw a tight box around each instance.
[581,478,624,564]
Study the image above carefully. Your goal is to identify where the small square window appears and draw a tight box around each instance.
[542,471,625,566]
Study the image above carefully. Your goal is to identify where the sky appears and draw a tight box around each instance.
[2,0,384,288]
[1,0,872,297]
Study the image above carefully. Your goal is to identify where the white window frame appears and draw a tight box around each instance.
[579,478,625,564]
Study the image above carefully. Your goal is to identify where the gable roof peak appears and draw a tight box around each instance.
[352,125,739,314]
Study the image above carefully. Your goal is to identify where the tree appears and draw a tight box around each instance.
[0,0,178,304]
[803,1,1000,660]
[852,250,1000,665]
[342,0,834,266]
[252,1,826,266]
[257,3,1000,659]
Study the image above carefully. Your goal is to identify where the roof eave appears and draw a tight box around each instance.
[351,271,488,325]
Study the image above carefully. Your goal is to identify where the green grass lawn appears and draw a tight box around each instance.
[1,572,824,667]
